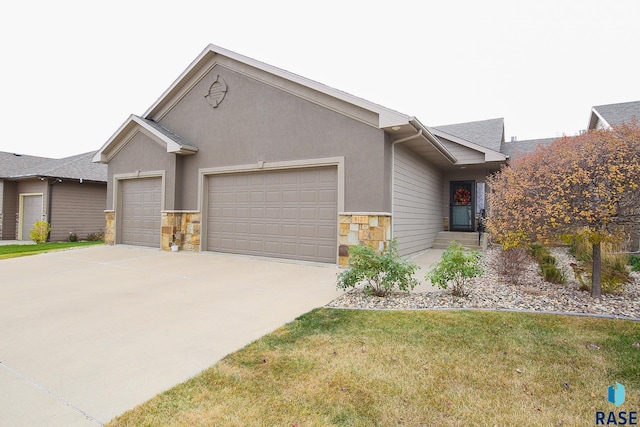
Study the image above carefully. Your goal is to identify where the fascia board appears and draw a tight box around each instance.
[588,108,611,130]
[409,118,457,163]
[92,114,138,163]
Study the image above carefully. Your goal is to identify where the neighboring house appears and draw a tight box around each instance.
[499,137,557,161]
[0,151,107,241]
[589,100,640,252]
[93,44,508,264]
[588,100,640,131]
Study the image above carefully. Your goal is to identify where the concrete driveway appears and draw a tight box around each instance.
[0,245,343,426]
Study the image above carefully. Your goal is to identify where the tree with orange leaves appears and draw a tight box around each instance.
[487,123,640,297]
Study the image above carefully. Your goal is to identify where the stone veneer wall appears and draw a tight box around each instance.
[104,211,115,245]
[161,211,201,252]
[338,213,391,267]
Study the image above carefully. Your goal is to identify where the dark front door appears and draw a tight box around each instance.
[450,181,475,231]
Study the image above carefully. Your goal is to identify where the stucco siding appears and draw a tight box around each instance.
[157,64,389,213]
[106,132,175,210]
[393,144,443,256]
[49,181,107,241]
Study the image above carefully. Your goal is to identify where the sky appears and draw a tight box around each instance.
[1,0,639,158]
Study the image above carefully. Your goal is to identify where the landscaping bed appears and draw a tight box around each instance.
[327,246,640,319]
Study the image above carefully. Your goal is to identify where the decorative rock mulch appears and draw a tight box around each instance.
[326,247,640,320]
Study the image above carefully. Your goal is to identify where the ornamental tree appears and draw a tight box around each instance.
[487,123,640,297]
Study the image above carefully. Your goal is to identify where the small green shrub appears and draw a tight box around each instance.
[86,231,105,241]
[427,241,483,297]
[29,221,51,244]
[630,255,640,272]
[541,263,566,284]
[337,240,419,297]
[528,244,566,284]
[67,232,78,242]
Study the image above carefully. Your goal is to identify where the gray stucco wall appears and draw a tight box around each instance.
[154,64,391,212]
[105,133,178,209]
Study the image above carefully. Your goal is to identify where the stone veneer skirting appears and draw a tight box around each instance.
[104,211,115,245]
[161,211,201,252]
[338,213,391,267]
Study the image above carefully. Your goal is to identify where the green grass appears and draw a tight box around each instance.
[108,309,640,426]
[0,241,103,259]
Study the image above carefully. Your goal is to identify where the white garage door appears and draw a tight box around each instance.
[207,167,337,263]
[120,178,162,247]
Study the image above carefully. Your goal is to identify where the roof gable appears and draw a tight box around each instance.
[589,100,640,130]
[143,44,411,130]
[92,115,198,163]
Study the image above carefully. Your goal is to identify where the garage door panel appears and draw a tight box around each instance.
[207,167,337,263]
[121,178,161,247]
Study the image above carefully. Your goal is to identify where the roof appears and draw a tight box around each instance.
[94,44,454,165]
[499,137,557,160]
[589,100,640,129]
[0,151,107,182]
[432,118,505,152]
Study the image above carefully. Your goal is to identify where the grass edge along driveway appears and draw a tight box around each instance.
[108,309,640,426]
[0,241,103,259]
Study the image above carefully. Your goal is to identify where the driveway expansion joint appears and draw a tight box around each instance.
[0,362,104,426]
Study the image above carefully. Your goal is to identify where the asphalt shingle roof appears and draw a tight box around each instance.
[593,101,640,128]
[432,118,505,152]
[500,137,557,160]
[0,151,107,182]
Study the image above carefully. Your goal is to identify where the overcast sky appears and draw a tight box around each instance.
[2,0,639,158]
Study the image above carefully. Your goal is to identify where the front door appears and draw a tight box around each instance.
[450,181,474,231]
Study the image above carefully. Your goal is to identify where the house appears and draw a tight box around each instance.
[0,151,107,242]
[588,100,640,131]
[92,44,511,264]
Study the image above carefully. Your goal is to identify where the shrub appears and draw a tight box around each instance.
[67,232,78,242]
[29,221,51,244]
[337,240,419,297]
[495,246,529,285]
[427,241,483,297]
[86,231,105,241]
[567,231,631,293]
[528,243,566,284]
[630,255,640,272]
[541,263,566,284]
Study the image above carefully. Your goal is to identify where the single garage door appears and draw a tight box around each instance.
[120,177,162,247]
[207,167,337,263]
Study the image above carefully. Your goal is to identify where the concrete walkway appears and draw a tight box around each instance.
[0,245,445,426]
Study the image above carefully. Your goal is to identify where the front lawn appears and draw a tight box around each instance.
[0,241,103,259]
[108,309,640,426]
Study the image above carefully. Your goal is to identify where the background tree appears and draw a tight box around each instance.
[487,123,640,297]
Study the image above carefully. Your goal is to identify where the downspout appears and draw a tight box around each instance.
[390,129,424,241]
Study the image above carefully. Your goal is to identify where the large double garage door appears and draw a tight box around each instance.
[206,167,338,263]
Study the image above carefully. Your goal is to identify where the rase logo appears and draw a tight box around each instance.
[596,383,637,425]
[610,383,626,407]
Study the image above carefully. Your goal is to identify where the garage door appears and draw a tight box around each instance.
[120,178,162,247]
[20,194,43,240]
[207,167,337,263]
